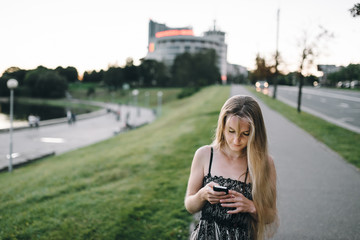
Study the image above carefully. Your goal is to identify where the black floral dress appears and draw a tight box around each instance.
[190,148,253,240]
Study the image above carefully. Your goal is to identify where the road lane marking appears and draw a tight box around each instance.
[339,103,349,108]
[40,137,65,143]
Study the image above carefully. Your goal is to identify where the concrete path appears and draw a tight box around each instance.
[231,85,360,240]
[0,104,156,171]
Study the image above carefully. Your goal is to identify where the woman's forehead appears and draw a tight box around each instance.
[226,115,250,129]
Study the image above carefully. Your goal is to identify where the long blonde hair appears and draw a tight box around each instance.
[212,95,278,239]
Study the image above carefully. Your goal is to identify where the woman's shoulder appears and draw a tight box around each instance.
[194,145,212,157]
[193,145,213,163]
[190,145,212,173]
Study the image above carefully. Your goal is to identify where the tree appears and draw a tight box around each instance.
[170,49,220,87]
[139,59,169,87]
[171,52,193,87]
[82,70,104,83]
[250,54,272,84]
[277,72,297,86]
[296,26,333,112]
[24,67,68,98]
[35,71,68,98]
[1,67,28,85]
[0,67,28,96]
[0,76,10,96]
[123,58,140,87]
[103,67,123,90]
[350,3,360,17]
[193,49,220,86]
[55,66,79,83]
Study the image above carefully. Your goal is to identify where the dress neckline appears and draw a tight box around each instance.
[205,174,251,186]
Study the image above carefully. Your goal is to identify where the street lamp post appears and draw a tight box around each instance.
[144,91,150,108]
[7,78,18,172]
[157,91,163,117]
[132,89,140,117]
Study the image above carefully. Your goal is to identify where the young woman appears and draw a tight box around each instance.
[185,95,278,240]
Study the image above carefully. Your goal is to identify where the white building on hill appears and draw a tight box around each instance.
[145,20,229,83]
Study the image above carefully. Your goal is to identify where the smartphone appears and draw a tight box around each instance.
[213,185,229,194]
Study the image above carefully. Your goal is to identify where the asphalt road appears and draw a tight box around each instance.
[0,105,155,171]
[269,86,360,133]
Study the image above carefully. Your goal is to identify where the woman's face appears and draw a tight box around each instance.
[223,115,250,153]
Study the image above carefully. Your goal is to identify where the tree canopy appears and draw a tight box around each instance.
[171,49,221,87]
[24,67,68,98]
[350,3,360,17]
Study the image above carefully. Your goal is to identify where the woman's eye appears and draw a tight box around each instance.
[243,132,250,136]
[229,130,235,133]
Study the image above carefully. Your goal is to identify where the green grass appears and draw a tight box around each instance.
[68,83,183,108]
[247,86,360,168]
[0,85,230,240]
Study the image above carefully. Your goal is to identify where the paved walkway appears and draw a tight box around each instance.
[231,85,360,240]
[0,104,156,171]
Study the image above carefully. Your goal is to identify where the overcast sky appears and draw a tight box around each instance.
[0,0,359,76]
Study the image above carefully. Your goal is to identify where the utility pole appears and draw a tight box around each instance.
[273,8,280,99]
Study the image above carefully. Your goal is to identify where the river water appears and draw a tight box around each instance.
[0,100,92,129]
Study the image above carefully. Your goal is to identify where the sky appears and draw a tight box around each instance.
[0,0,359,77]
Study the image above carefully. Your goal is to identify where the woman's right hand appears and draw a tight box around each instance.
[201,182,231,204]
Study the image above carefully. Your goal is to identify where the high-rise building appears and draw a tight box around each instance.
[145,19,228,83]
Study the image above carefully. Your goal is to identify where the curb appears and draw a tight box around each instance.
[0,151,55,172]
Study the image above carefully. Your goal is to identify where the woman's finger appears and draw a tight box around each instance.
[221,202,237,208]
[228,190,243,196]
[227,209,241,214]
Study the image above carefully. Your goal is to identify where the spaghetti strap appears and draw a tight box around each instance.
[208,147,213,176]
[244,167,249,184]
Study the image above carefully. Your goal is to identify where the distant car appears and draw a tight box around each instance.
[351,80,359,89]
[255,81,269,89]
[344,81,351,88]
[336,81,343,88]
[337,81,351,88]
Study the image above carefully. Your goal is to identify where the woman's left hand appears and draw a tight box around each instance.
[220,190,257,215]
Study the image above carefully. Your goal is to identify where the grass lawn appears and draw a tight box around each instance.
[248,87,360,169]
[0,85,230,240]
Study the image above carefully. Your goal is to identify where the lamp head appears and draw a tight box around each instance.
[132,89,139,96]
[7,79,18,89]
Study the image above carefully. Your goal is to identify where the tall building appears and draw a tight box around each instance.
[145,19,228,83]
